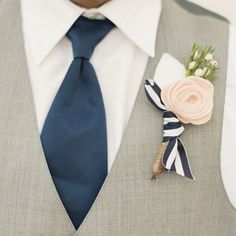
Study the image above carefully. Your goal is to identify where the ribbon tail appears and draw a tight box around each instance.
[144,80,167,111]
[162,138,194,180]
[162,138,178,170]
[176,138,195,180]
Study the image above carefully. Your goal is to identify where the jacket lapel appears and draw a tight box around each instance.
[0,0,75,235]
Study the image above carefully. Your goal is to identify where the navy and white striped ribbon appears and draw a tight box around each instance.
[144,79,194,179]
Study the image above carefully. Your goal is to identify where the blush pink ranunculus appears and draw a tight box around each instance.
[161,76,214,125]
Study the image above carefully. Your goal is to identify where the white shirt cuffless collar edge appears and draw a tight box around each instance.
[21,0,162,66]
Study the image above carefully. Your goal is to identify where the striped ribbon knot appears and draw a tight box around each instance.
[144,79,194,179]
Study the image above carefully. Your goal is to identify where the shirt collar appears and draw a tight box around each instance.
[21,0,162,65]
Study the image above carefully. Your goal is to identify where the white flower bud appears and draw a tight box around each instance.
[210,60,218,67]
[194,51,200,60]
[189,61,196,70]
[194,68,204,77]
[205,53,213,61]
[206,69,211,76]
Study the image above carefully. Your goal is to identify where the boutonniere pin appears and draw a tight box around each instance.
[144,44,218,180]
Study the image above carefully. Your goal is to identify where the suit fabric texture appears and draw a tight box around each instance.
[0,0,235,235]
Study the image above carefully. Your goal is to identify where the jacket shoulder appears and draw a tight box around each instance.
[174,0,229,23]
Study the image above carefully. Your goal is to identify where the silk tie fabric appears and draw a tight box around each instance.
[41,16,114,229]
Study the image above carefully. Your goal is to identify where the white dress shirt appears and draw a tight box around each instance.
[21,0,236,209]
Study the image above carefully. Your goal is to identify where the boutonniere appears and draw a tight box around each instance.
[144,44,218,180]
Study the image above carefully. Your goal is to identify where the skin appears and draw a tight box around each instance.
[71,0,110,8]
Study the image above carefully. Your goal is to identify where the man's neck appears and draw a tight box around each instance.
[71,0,110,9]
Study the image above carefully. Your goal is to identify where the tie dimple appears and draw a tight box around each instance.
[67,16,114,59]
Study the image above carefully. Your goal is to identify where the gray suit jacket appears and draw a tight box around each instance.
[0,0,235,235]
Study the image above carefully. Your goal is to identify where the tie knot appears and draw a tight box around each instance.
[67,16,114,59]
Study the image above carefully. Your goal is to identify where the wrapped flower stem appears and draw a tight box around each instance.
[151,142,168,180]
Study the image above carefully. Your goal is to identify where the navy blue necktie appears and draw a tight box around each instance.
[41,16,114,229]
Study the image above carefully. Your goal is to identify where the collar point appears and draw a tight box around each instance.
[149,51,156,58]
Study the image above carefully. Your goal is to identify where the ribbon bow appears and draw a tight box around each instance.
[144,79,194,179]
